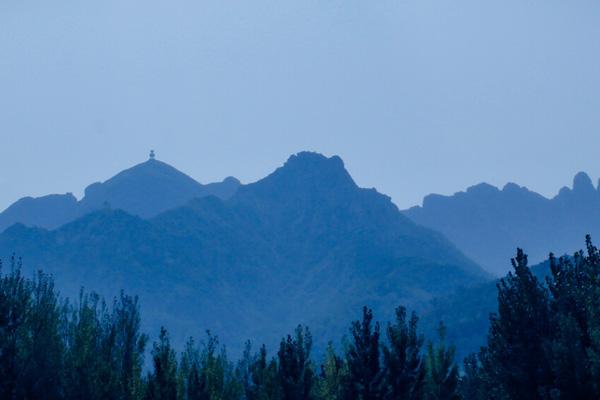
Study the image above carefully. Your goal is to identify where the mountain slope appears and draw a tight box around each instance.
[0,157,241,232]
[422,258,555,362]
[0,193,79,231]
[0,152,489,354]
[404,172,600,275]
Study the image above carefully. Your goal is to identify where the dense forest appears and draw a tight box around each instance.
[2,237,600,400]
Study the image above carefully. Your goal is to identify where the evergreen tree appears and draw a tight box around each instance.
[198,331,242,400]
[63,291,106,399]
[544,236,600,399]
[277,325,315,400]
[179,337,209,400]
[111,292,148,400]
[0,257,31,399]
[0,260,66,400]
[146,327,179,400]
[317,343,346,400]
[240,342,281,400]
[459,354,487,400]
[344,307,383,400]
[18,271,65,400]
[423,324,459,400]
[476,249,554,399]
[381,306,425,400]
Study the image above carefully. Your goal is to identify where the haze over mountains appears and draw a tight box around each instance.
[0,152,487,354]
[404,172,600,275]
[0,156,240,232]
[2,150,598,357]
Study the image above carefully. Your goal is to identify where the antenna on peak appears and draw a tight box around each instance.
[149,150,156,160]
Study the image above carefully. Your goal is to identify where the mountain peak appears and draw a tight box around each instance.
[79,159,207,218]
[466,182,500,196]
[285,151,345,169]
[243,152,356,197]
[281,152,354,186]
[572,171,595,194]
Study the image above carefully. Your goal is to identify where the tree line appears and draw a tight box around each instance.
[2,236,600,399]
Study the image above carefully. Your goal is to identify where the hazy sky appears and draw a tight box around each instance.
[1,0,599,211]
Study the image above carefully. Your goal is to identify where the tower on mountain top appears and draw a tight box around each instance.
[149,150,155,160]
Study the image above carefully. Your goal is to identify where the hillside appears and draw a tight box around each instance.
[0,156,241,232]
[0,152,489,354]
[422,257,556,362]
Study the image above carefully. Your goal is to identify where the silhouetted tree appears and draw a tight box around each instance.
[111,292,148,400]
[278,325,315,400]
[240,342,281,400]
[544,235,600,399]
[317,343,346,400]
[423,323,459,400]
[0,257,30,399]
[146,327,178,400]
[481,249,553,399]
[179,337,208,400]
[381,306,425,400]
[344,307,383,400]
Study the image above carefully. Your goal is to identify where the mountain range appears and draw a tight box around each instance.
[404,172,600,275]
[0,152,488,354]
[0,157,241,232]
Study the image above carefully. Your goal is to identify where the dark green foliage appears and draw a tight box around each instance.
[146,327,179,400]
[179,337,209,400]
[32,241,600,400]
[458,354,487,400]
[277,325,315,400]
[317,343,346,400]
[462,238,600,399]
[0,257,65,400]
[423,324,459,400]
[543,236,600,399]
[344,307,383,400]
[197,332,242,400]
[63,291,147,400]
[381,307,425,400]
[0,257,455,400]
[0,257,30,399]
[0,259,148,400]
[482,249,553,399]
[239,342,281,400]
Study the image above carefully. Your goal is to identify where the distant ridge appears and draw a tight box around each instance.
[0,151,489,354]
[404,172,600,275]
[0,155,241,232]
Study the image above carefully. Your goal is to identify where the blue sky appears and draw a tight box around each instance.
[1,0,599,210]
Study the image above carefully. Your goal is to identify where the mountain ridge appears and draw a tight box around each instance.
[0,156,241,232]
[404,171,600,275]
[0,151,489,354]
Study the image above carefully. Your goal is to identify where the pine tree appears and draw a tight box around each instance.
[479,249,553,399]
[459,354,486,400]
[423,323,459,400]
[545,236,600,399]
[278,325,315,400]
[381,306,425,400]
[344,307,383,400]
